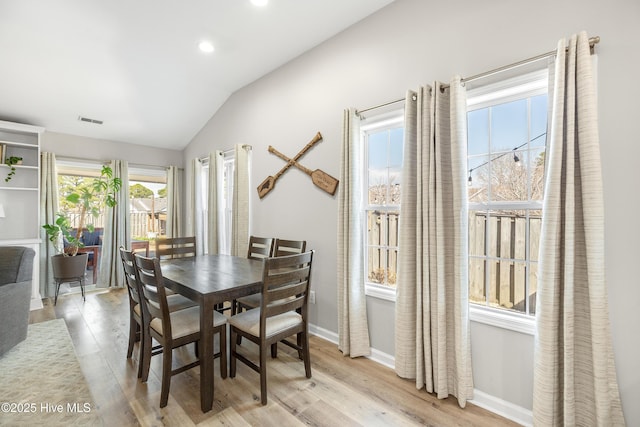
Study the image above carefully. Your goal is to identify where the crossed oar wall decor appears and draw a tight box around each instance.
[257,131,340,198]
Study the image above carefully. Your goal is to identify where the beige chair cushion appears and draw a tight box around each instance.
[150,306,227,339]
[229,308,302,338]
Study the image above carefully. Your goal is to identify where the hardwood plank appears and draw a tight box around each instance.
[29,288,521,426]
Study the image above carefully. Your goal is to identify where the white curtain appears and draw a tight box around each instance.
[190,158,205,255]
[39,152,59,297]
[533,31,625,427]
[97,160,129,288]
[394,78,473,408]
[166,165,182,238]
[337,108,371,358]
[207,151,224,255]
[230,145,250,257]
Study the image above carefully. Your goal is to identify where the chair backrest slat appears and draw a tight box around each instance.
[247,236,274,260]
[265,294,305,318]
[155,236,196,259]
[273,239,306,257]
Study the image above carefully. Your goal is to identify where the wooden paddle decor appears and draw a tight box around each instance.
[257,132,323,198]
[268,146,339,196]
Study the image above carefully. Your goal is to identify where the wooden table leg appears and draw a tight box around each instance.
[199,298,214,412]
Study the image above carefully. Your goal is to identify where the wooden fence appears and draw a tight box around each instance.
[366,209,540,314]
[366,211,399,286]
[469,212,541,314]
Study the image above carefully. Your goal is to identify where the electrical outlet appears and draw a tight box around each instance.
[309,290,316,304]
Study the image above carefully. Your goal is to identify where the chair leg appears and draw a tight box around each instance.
[302,331,312,379]
[136,325,145,379]
[219,326,227,379]
[231,299,237,315]
[194,340,199,359]
[127,314,136,359]
[160,345,172,408]
[297,333,303,359]
[230,328,237,378]
[271,343,277,358]
[235,308,244,346]
[54,280,61,305]
[260,342,268,405]
[80,278,86,302]
[140,327,152,382]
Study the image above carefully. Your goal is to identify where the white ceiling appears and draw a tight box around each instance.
[0,0,393,149]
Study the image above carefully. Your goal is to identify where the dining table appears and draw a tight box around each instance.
[160,254,264,412]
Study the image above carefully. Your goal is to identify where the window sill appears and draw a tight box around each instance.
[469,304,536,336]
[365,284,396,302]
[363,286,535,335]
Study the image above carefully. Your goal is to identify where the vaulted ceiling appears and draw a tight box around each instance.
[0,0,394,149]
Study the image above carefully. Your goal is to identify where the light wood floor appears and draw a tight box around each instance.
[29,288,520,426]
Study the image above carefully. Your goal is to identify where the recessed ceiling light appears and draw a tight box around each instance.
[198,41,214,53]
[251,0,268,6]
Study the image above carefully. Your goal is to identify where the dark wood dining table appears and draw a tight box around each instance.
[160,254,264,412]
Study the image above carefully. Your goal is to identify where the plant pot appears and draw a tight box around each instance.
[51,253,88,280]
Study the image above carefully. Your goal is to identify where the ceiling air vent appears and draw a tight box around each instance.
[78,116,103,125]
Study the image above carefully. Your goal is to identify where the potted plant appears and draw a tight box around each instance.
[43,165,122,258]
[4,156,23,182]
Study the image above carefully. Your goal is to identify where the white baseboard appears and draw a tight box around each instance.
[309,322,532,427]
[470,389,532,426]
[309,323,338,344]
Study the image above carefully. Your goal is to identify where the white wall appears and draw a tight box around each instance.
[184,0,640,424]
[42,131,182,167]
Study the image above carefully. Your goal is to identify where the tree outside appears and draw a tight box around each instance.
[130,183,154,198]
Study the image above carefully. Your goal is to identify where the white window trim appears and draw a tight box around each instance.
[361,109,403,302]
[466,68,548,330]
[467,69,548,111]
[470,304,536,335]
[365,282,396,301]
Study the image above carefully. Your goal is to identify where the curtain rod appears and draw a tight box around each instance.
[198,144,253,162]
[460,35,600,86]
[356,35,600,114]
[355,97,405,116]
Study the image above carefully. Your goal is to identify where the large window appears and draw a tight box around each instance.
[201,152,234,255]
[129,165,167,240]
[467,70,548,318]
[361,113,404,299]
[57,161,167,240]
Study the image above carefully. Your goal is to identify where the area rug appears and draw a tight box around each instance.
[0,319,101,426]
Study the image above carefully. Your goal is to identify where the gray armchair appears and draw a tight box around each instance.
[0,246,35,356]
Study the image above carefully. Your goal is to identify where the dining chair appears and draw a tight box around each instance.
[154,236,196,259]
[229,250,314,405]
[119,247,198,379]
[232,236,275,316]
[132,253,228,408]
[235,238,305,314]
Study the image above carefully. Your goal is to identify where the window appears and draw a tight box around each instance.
[57,159,167,244]
[56,160,109,231]
[361,112,404,300]
[220,154,234,255]
[129,165,167,241]
[201,152,234,255]
[467,70,548,321]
